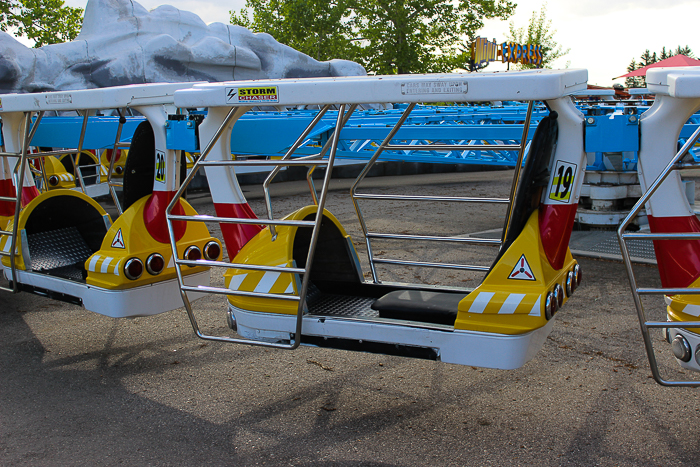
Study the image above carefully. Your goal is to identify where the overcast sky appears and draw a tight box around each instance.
[62,0,699,87]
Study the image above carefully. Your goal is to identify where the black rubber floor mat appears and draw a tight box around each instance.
[28,226,92,280]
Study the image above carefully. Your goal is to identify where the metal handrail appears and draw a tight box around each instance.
[197,160,330,167]
[350,103,416,281]
[366,232,501,245]
[502,101,535,243]
[617,123,700,386]
[108,109,127,214]
[180,284,301,301]
[385,143,522,151]
[372,258,490,272]
[2,112,34,293]
[350,101,533,283]
[306,104,358,206]
[165,104,349,351]
[71,111,91,194]
[176,258,305,273]
[353,193,509,204]
[263,104,332,237]
[168,213,316,228]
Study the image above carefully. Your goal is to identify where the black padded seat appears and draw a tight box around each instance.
[371,290,465,325]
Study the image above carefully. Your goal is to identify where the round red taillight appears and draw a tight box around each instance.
[203,241,221,261]
[545,292,554,320]
[550,291,559,316]
[124,258,144,280]
[48,175,59,186]
[146,253,165,275]
[184,246,202,266]
[555,283,564,308]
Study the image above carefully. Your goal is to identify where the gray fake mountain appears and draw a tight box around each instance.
[0,0,365,93]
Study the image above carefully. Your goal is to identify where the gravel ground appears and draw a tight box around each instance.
[2,169,700,466]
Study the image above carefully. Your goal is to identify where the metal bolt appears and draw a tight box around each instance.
[586,117,595,125]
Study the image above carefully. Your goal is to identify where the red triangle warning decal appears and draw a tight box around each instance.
[111,228,125,249]
[508,254,535,281]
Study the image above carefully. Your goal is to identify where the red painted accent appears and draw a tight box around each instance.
[143,191,186,244]
[214,202,262,257]
[104,149,122,163]
[21,186,39,207]
[0,179,15,216]
[538,203,578,270]
[0,180,39,214]
[647,215,700,288]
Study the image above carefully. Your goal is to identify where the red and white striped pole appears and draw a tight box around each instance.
[134,105,187,244]
[0,112,40,217]
[538,97,586,270]
[197,106,262,258]
[638,94,700,288]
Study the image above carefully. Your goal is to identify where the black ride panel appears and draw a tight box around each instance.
[122,120,156,211]
[122,120,187,212]
[371,290,464,325]
[292,212,467,326]
[24,194,108,281]
[493,110,559,267]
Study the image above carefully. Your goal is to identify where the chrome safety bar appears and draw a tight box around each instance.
[0,112,34,293]
[618,123,700,387]
[350,101,534,283]
[166,105,349,350]
[108,109,130,214]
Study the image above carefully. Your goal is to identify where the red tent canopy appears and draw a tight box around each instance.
[615,54,700,79]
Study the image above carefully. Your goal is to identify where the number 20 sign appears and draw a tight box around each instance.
[548,160,577,203]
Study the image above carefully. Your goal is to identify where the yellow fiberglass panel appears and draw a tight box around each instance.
[666,277,700,332]
[225,205,350,315]
[1,190,109,270]
[86,195,218,289]
[0,219,25,270]
[456,210,577,335]
[41,156,75,189]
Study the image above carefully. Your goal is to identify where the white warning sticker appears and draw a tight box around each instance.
[508,254,536,281]
[46,93,72,105]
[111,228,125,249]
[401,81,467,95]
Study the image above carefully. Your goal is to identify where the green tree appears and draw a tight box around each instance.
[231,0,516,74]
[350,0,515,74]
[231,0,359,63]
[659,46,671,60]
[625,58,643,89]
[506,3,569,69]
[0,0,83,47]
[675,45,694,58]
[625,45,695,87]
[639,49,656,67]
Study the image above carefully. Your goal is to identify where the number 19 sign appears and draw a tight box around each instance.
[549,160,577,203]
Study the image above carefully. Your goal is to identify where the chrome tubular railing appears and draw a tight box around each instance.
[166,105,350,350]
[618,123,700,386]
[350,102,534,283]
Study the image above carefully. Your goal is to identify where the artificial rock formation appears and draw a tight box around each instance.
[0,0,365,93]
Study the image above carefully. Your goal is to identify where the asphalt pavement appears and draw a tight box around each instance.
[2,170,700,466]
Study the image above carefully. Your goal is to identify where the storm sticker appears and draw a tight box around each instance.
[508,254,535,281]
[226,86,279,104]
